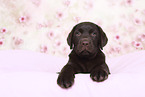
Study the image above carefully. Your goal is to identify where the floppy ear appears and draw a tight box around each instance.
[67,26,76,49]
[97,25,108,50]
[67,31,73,49]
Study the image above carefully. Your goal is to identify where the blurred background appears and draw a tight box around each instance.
[0,0,145,58]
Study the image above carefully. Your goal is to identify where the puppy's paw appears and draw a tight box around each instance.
[90,69,108,82]
[57,74,74,89]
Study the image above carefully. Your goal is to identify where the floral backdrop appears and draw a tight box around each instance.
[0,0,145,58]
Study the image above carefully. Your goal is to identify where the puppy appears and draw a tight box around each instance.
[57,22,110,89]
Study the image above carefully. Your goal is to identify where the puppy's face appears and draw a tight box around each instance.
[67,22,108,58]
[73,24,99,57]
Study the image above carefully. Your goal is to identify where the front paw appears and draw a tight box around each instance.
[90,69,108,82]
[57,73,74,89]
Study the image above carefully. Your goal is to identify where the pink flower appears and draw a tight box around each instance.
[32,0,41,6]
[126,0,132,4]
[131,41,136,45]
[56,10,67,20]
[115,47,121,53]
[74,17,81,23]
[0,41,3,45]
[114,35,120,41]
[135,42,141,47]
[61,46,69,56]
[1,28,7,33]
[56,41,61,46]
[141,34,145,41]
[122,0,133,6]
[15,39,23,45]
[56,11,63,20]
[19,16,26,23]
[13,37,23,46]
[53,40,62,48]
[47,31,56,40]
[49,32,54,37]
[64,0,70,6]
[84,1,93,9]
[132,41,142,49]
[115,35,120,40]
[135,34,145,43]
[135,19,140,23]
[136,35,142,42]
[109,47,115,54]
[133,18,142,25]
[37,23,48,29]
[40,45,48,53]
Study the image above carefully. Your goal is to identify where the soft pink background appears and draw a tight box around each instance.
[0,0,145,58]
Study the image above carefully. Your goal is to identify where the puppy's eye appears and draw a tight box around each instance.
[76,31,81,36]
[91,32,96,36]
[89,29,94,33]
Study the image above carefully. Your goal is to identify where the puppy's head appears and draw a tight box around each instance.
[67,22,108,57]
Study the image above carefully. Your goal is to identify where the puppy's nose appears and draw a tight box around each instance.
[82,41,89,46]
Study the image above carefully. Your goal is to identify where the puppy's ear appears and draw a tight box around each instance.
[67,26,76,49]
[67,32,73,49]
[97,25,108,50]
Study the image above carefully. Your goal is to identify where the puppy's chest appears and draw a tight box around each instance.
[77,59,97,72]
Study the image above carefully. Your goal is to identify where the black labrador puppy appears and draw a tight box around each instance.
[57,22,110,89]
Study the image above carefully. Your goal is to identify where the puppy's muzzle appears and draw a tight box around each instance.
[80,38,91,49]
[82,41,89,46]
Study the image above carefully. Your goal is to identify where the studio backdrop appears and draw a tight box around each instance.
[0,0,145,58]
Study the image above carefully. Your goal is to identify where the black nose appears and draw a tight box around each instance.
[82,41,89,46]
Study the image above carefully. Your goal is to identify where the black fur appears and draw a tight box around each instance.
[57,22,110,89]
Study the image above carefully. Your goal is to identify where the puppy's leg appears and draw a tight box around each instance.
[57,65,75,89]
[90,64,110,82]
